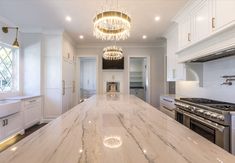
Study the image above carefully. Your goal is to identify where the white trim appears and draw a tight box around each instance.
[77,41,166,49]
[127,56,151,103]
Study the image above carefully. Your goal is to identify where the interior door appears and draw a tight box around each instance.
[80,58,96,100]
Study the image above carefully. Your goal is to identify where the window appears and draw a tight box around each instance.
[0,43,19,92]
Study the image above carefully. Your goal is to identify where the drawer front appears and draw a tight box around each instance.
[24,105,41,129]
[24,98,41,107]
[159,105,175,119]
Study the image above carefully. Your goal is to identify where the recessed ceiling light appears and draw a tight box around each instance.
[79,35,84,39]
[155,16,161,21]
[142,35,147,39]
[65,16,72,22]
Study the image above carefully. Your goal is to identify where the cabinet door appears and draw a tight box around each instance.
[24,105,41,129]
[213,0,235,31]
[0,119,5,140]
[24,98,41,129]
[192,0,212,42]
[166,26,178,81]
[4,113,23,138]
[179,17,192,49]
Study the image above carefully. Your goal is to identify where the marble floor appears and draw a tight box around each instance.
[0,123,47,153]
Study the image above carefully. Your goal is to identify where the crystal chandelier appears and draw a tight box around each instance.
[103,46,123,60]
[93,1,131,41]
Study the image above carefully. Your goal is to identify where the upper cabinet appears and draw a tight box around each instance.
[212,0,235,32]
[192,0,212,42]
[179,16,192,49]
[176,0,235,52]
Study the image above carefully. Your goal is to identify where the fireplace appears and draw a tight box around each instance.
[106,82,120,92]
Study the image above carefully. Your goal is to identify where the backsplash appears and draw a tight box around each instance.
[176,55,235,103]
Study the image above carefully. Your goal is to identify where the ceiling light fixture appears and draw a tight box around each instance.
[65,16,72,22]
[93,0,131,41]
[155,16,161,21]
[79,35,84,39]
[2,26,20,48]
[103,46,123,60]
[142,35,147,39]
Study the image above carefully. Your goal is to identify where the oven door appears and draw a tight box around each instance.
[183,112,230,152]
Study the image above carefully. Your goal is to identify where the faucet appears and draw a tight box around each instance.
[221,76,235,86]
[221,81,232,86]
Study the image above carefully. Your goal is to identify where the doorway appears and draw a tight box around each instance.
[129,57,150,102]
[79,57,97,102]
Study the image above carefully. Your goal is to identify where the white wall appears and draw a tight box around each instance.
[21,33,42,95]
[176,55,235,103]
[77,42,166,107]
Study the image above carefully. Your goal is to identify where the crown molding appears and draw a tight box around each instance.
[77,39,166,49]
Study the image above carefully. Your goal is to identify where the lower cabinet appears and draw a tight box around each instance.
[23,97,41,129]
[0,97,42,142]
[0,112,23,141]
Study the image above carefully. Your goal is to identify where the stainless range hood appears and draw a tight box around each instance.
[189,48,235,63]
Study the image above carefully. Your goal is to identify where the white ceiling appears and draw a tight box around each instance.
[0,0,188,43]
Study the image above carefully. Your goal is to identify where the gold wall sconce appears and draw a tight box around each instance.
[2,26,20,48]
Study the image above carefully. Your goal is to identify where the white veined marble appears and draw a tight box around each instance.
[0,94,234,163]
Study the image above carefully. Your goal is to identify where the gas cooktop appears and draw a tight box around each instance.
[180,98,235,111]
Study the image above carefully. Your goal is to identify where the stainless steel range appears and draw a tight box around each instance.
[175,98,235,152]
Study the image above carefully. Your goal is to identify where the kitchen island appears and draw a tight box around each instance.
[0,94,234,163]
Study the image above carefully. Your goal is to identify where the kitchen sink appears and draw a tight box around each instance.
[0,99,21,118]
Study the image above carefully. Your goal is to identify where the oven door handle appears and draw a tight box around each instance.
[162,106,174,112]
[163,98,173,103]
[183,112,225,132]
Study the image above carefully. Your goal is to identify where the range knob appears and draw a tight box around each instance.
[204,111,212,116]
[189,106,196,112]
[197,109,204,113]
[217,115,225,121]
[211,113,218,118]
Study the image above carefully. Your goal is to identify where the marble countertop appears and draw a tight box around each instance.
[0,94,234,163]
[5,95,41,100]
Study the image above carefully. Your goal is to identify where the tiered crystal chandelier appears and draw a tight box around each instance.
[93,1,131,41]
[94,0,130,60]
[103,46,123,60]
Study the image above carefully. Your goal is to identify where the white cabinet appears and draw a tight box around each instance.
[4,113,23,138]
[166,25,186,81]
[43,34,77,120]
[176,0,235,51]
[192,0,212,42]
[212,0,235,32]
[62,37,76,114]
[0,112,23,141]
[179,17,192,49]
[0,122,4,140]
[23,97,41,129]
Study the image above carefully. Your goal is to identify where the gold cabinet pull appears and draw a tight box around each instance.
[188,33,191,42]
[212,17,215,29]
[72,81,76,93]
[62,80,65,95]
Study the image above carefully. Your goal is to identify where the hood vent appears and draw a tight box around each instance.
[189,48,235,63]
